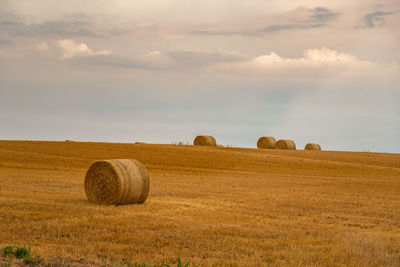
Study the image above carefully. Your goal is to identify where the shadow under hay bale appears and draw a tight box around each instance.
[305,143,321,150]
[193,135,217,146]
[257,136,276,149]
[84,159,150,205]
[275,139,296,150]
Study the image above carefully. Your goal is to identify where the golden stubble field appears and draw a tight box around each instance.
[0,140,400,266]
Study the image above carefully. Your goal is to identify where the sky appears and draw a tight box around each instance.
[0,0,399,152]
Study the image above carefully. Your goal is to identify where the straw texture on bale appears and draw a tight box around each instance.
[193,135,217,146]
[257,136,276,149]
[84,159,150,205]
[305,143,321,150]
[275,139,296,150]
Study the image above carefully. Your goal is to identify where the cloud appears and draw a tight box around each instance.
[0,39,13,46]
[57,39,111,59]
[258,23,326,32]
[256,6,338,33]
[35,41,50,53]
[68,49,176,70]
[190,6,337,36]
[364,11,394,28]
[0,20,97,37]
[189,30,241,36]
[146,50,161,56]
[0,20,21,27]
[212,47,399,78]
[190,23,327,36]
[311,7,338,22]
[167,50,247,66]
[73,54,171,70]
[62,49,246,70]
[41,43,400,79]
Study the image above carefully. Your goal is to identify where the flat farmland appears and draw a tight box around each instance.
[0,140,399,266]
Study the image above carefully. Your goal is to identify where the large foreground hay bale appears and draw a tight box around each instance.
[193,135,217,146]
[305,143,321,150]
[84,159,150,205]
[275,139,296,150]
[257,136,276,149]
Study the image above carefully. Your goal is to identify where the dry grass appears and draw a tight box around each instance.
[0,140,400,266]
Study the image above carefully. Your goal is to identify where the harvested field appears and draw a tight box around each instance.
[0,140,400,266]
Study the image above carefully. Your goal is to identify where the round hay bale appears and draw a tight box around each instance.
[84,159,150,205]
[305,143,321,150]
[257,136,276,149]
[193,135,217,146]
[275,139,296,150]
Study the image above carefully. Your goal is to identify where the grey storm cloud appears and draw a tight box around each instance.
[0,20,97,37]
[364,11,394,28]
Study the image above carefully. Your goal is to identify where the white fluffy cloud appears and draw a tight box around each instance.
[57,39,111,59]
[212,47,399,78]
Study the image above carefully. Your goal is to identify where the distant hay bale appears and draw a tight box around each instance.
[305,143,321,150]
[84,159,150,205]
[275,139,296,150]
[135,142,145,144]
[257,136,276,149]
[193,135,217,146]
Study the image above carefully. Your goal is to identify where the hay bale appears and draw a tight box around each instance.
[305,143,321,150]
[257,136,276,149]
[193,135,217,146]
[275,139,296,150]
[84,159,150,205]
